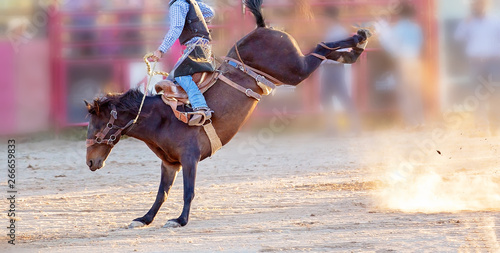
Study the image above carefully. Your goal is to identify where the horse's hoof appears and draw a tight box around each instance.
[357,28,373,39]
[163,220,182,228]
[128,221,147,229]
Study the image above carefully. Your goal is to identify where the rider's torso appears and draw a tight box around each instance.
[170,0,212,45]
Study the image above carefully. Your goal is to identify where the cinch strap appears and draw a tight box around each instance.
[203,122,222,156]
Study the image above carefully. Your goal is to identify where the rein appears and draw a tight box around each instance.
[87,53,163,148]
[134,54,163,124]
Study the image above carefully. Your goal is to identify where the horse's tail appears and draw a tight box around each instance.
[244,0,266,28]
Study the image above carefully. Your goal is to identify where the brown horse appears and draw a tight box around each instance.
[85,0,370,228]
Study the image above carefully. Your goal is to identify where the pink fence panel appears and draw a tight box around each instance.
[0,41,16,135]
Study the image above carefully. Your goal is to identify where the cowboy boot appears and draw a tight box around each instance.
[188,107,213,126]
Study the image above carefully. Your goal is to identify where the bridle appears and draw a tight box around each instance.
[86,104,135,148]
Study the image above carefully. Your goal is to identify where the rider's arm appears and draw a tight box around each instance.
[198,2,215,22]
[158,1,189,53]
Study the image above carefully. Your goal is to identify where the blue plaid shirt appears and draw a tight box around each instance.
[158,0,214,53]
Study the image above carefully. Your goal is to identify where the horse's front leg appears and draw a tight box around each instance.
[129,162,180,228]
[164,155,199,228]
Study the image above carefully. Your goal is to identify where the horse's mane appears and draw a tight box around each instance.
[89,88,149,116]
[108,88,146,114]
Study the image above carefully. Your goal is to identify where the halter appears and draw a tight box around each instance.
[86,105,135,148]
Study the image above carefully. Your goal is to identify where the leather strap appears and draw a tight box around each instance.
[95,105,117,139]
[163,97,190,124]
[310,53,327,61]
[163,96,212,127]
[163,96,222,156]
[233,46,283,85]
[222,56,282,87]
[223,57,276,95]
[86,104,136,148]
[203,122,222,156]
[218,74,262,101]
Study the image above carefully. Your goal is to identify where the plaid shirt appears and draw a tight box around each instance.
[158,0,214,53]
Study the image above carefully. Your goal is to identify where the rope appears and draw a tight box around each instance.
[133,53,169,124]
[144,53,170,77]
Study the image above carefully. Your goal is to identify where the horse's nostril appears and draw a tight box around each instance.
[88,160,93,168]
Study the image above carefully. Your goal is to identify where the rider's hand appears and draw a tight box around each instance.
[148,50,164,62]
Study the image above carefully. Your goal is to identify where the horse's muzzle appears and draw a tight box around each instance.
[87,158,104,171]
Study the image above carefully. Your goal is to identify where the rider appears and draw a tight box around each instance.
[150,0,216,125]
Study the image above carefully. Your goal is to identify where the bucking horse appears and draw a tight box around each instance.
[85,0,371,228]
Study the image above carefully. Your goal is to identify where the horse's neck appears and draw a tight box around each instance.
[123,98,161,143]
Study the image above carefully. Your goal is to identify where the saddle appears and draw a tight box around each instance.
[154,71,220,105]
[154,71,220,127]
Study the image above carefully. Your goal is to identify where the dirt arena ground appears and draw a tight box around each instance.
[1,128,499,252]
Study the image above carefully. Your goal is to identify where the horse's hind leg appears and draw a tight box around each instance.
[318,29,371,52]
[164,155,198,228]
[129,162,180,228]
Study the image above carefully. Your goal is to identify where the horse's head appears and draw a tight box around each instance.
[85,90,144,171]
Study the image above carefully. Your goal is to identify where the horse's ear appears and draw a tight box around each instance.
[84,100,94,114]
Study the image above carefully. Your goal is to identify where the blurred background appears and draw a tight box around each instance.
[0,0,499,136]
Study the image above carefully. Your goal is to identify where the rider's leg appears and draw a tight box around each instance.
[175,75,209,109]
[175,75,212,125]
